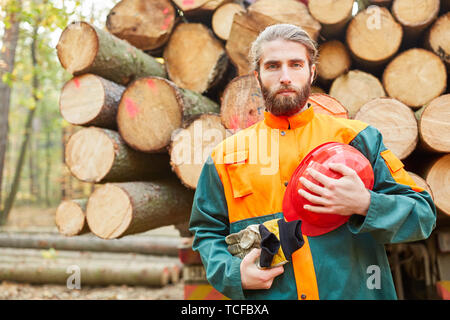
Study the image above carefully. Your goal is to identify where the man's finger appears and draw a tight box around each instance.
[307,168,335,188]
[299,177,327,197]
[327,163,356,176]
[298,188,328,206]
[304,204,335,214]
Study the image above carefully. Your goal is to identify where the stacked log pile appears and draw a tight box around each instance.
[5,0,443,290]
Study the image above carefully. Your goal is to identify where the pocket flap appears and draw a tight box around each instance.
[380,149,404,172]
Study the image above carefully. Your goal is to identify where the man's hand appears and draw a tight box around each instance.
[298,163,371,216]
[240,248,284,290]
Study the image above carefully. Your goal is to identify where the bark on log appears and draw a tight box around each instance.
[0,259,171,287]
[346,6,403,69]
[117,77,219,153]
[0,232,181,256]
[392,0,440,41]
[329,70,386,118]
[369,0,392,7]
[247,0,321,41]
[407,171,434,200]
[382,48,447,108]
[317,40,352,84]
[56,21,166,85]
[169,114,228,189]
[425,154,450,216]
[86,180,195,239]
[106,0,176,51]
[212,2,245,40]
[59,74,125,130]
[163,23,229,93]
[55,199,89,237]
[65,127,171,183]
[308,0,354,39]
[416,94,450,153]
[425,13,450,70]
[354,97,418,159]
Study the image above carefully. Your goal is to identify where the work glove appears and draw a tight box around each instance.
[225,219,304,268]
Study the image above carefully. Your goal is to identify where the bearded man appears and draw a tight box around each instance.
[188,24,436,300]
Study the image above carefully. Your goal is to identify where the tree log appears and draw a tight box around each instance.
[56,21,166,85]
[329,70,386,118]
[248,0,321,41]
[407,171,434,200]
[59,74,125,130]
[307,93,349,118]
[392,0,440,41]
[416,94,450,153]
[346,6,403,69]
[172,0,232,14]
[317,40,352,84]
[65,127,171,183]
[55,199,89,237]
[0,259,171,287]
[308,0,354,39]
[169,114,228,189]
[354,98,418,159]
[212,2,245,40]
[425,154,450,216]
[86,180,195,239]
[425,13,450,70]
[117,77,219,153]
[0,232,181,256]
[163,23,228,93]
[382,48,447,109]
[369,0,392,7]
[106,0,176,51]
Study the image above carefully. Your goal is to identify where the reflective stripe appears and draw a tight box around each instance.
[292,236,320,300]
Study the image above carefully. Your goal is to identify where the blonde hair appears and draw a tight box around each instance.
[249,24,318,72]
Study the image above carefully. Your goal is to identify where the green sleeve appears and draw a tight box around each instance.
[347,125,437,244]
[189,156,245,300]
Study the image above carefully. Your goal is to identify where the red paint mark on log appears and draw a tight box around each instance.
[229,115,240,130]
[125,98,139,118]
[147,79,157,92]
[183,0,195,6]
[163,8,169,15]
[73,78,80,88]
[161,16,173,30]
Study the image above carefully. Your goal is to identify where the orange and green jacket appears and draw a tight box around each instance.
[189,105,436,300]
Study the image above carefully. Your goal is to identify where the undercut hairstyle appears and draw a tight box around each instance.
[249,24,318,73]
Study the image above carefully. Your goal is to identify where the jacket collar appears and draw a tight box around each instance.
[264,103,314,130]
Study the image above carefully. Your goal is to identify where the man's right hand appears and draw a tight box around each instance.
[240,248,284,290]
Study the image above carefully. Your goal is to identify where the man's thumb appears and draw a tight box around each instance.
[245,248,261,265]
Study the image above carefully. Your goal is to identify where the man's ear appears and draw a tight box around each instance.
[310,64,316,84]
[254,70,259,78]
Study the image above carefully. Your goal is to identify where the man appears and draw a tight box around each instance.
[189,24,436,300]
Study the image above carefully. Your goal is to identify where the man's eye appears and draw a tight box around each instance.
[292,63,303,68]
[267,65,277,69]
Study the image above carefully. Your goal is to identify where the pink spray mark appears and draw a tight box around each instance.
[161,15,173,30]
[125,98,139,118]
[73,78,80,88]
[147,79,157,92]
[163,8,169,15]
[183,0,195,6]
[229,115,240,131]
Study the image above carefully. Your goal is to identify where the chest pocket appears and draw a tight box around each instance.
[224,150,253,198]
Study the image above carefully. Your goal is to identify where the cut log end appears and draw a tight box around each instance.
[427,13,450,67]
[419,94,450,153]
[392,0,440,29]
[317,40,352,81]
[212,3,245,41]
[65,127,115,182]
[117,77,182,152]
[354,98,418,159]
[86,184,133,240]
[308,0,354,25]
[56,21,98,74]
[55,200,88,237]
[383,48,447,108]
[426,154,450,216]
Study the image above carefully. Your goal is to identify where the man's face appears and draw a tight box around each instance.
[257,39,315,117]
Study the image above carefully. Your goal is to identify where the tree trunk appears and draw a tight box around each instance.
[392,0,440,41]
[416,94,450,153]
[329,70,386,118]
[169,113,228,189]
[308,0,354,39]
[354,97,418,160]
[55,199,89,236]
[117,77,219,153]
[106,0,177,51]
[0,258,171,287]
[86,180,195,239]
[65,127,171,183]
[211,2,245,40]
[346,6,403,69]
[382,48,447,109]
[0,0,22,212]
[59,74,125,130]
[424,154,450,217]
[0,232,181,256]
[163,23,229,94]
[425,13,450,71]
[317,40,352,84]
[56,21,166,85]
[307,93,349,118]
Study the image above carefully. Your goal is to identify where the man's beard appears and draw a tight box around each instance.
[260,77,311,117]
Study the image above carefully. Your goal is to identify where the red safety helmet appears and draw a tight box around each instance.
[283,142,374,236]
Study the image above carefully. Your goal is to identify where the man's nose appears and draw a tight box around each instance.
[279,66,291,85]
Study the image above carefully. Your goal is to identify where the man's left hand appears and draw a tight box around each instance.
[298,163,371,216]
